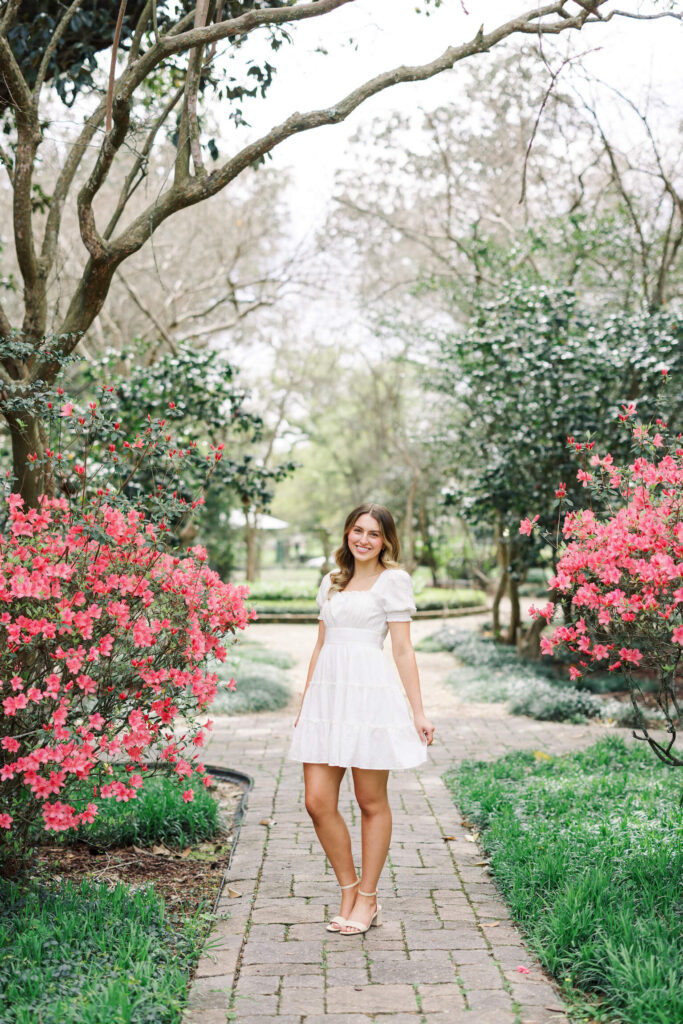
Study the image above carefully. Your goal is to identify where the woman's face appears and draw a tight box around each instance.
[347,513,384,565]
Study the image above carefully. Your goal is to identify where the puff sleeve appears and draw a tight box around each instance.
[381,569,417,622]
[316,572,332,620]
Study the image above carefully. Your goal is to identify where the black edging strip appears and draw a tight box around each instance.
[205,764,254,916]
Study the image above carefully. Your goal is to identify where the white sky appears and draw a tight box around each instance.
[221,1,683,232]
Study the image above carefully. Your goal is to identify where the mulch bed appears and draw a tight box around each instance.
[30,778,245,917]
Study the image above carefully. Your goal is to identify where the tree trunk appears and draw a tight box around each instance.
[317,527,333,572]
[9,413,44,508]
[245,521,259,581]
[506,574,521,645]
[418,500,439,585]
[517,609,545,660]
[492,519,508,637]
[402,474,418,572]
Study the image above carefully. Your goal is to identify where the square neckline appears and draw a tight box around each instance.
[339,568,389,595]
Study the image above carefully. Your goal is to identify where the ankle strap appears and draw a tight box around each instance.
[340,878,360,890]
[358,889,377,897]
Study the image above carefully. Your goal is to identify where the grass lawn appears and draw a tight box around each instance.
[1,773,242,1024]
[444,736,683,1024]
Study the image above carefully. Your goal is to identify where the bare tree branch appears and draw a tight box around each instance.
[580,98,651,305]
[106,0,128,133]
[0,35,42,332]
[78,95,131,261]
[600,8,683,21]
[186,0,210,178]
[116,268,177,351]
[0,138,13,182]
[0,0,22,36]
[128,0,153,64]
[103,85,185,240]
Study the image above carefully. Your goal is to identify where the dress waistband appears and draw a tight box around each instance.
[324,627,384,648]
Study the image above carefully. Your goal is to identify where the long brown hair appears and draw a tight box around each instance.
[328,503,402,597]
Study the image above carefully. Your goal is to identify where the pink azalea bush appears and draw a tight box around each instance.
[522,409,683,765]
[0,491,252,849]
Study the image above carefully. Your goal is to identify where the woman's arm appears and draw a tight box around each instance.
[388,621,435,745]
[294,620,326,726]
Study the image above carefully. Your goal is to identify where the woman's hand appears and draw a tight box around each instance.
[414,713,435,746]
[294,709,301,728]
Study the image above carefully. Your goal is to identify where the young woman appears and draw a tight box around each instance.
[287,502,435,936]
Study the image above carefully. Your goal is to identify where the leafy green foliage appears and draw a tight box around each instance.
[3,1,293,124]
[53,774,220,852]
[75,342,295,565]
[444,737,683,1024]
[433,284,682,580]
[419,627,642,724]
[0,876,210,1024]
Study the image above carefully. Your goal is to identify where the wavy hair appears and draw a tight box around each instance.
[328,503,402,597]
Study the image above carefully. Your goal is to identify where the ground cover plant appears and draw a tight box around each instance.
[211,641,293,714]
[48,772,221,851]
[0,875,211,1024]
[1,772,242,1024]
[444,736,683,1024]
[418,627,640,725]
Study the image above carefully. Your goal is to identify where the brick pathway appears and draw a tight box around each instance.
[183,618,626,1024]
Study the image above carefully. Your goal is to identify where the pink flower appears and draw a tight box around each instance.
[519,515,539,536]
[516,966,530,974]
[0,814,13,829]
[60,403,73,417]
[182,789,194,803]
[79,803,98,825]
[672,626,683,645]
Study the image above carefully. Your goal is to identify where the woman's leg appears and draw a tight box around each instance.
[342,768,391,931]
[303,763,358,918]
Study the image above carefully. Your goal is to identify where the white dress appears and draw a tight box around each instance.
[287,568,428,770]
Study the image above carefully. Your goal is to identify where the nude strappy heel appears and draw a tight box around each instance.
[326,877,360,932]
[340,889,382,935]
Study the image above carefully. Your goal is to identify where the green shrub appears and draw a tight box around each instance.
[444,737,683,1024]
[0,877,209,1024]
[413,587,486,611]
[244,580,318,601]
[250,599,318,614]
[421,628,645,725]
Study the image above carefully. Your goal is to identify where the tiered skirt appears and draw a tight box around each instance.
[287,627,428,770]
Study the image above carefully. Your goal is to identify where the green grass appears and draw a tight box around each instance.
[417,627,645,726]
[0,877,211,1024]
[444,736,683,1024]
